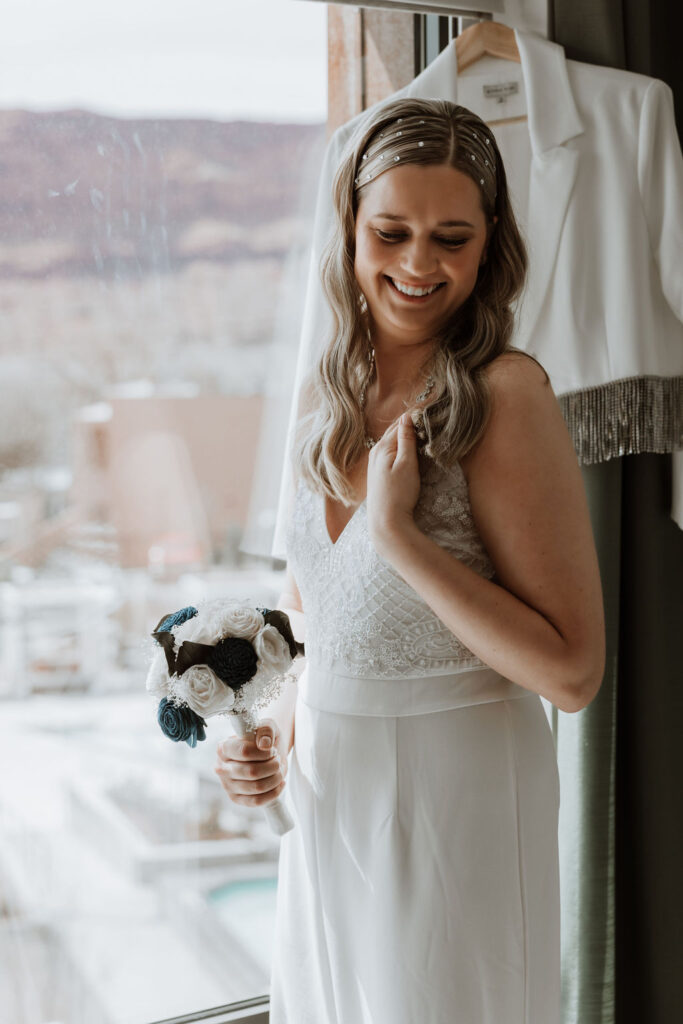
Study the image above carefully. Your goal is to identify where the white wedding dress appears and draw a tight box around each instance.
[270,452,561,1024]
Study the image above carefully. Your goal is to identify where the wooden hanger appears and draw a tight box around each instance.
[455,21,525,126]
[455,21,520,72]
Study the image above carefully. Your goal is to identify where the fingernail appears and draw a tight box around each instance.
[258,737,270,749]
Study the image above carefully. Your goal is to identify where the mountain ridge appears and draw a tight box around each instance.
[0,109,325,279]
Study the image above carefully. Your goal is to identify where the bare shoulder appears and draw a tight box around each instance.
[459,349,605,700]
[461,351,560,474]
[461,347,581,549]
[482,349,551,405]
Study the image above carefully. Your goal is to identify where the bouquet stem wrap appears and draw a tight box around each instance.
[230,711,295,836]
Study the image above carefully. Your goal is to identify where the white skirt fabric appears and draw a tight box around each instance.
[269,663,561,1024]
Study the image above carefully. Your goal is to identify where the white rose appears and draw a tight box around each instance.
[178,600,265,645]
[176,665,236,718]
[252,624,292,674]
[146,650,170,698]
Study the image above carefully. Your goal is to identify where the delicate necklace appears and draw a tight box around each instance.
[359,347,435,450]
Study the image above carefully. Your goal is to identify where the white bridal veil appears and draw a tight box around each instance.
[238,131,332,563]
[244,119,364,563]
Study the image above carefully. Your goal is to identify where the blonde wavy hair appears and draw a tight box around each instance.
[293,96,545,507]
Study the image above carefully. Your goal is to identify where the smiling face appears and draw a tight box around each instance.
[353,162,493,347]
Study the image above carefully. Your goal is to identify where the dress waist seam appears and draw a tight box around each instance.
[299,662,536,717]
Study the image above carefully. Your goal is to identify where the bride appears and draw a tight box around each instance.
[216,97,605,1024]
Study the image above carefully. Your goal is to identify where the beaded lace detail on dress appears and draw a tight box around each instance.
[285,453,496,679]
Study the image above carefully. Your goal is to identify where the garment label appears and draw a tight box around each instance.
[482,81,520,103]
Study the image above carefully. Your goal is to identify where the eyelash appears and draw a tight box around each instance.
[375,230,467,248]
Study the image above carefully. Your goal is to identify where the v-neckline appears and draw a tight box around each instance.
[320,492,366,548]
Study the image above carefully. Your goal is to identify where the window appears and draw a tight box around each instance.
[0,2,326,1021]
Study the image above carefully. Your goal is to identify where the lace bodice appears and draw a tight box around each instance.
[285,453,496,679]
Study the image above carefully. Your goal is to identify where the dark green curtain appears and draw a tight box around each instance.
[549,0,682,117]
[548,3,683,1022]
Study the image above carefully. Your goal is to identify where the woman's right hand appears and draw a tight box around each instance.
[214,718,288,808]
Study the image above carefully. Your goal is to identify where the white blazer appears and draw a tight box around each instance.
[272,29,683,557]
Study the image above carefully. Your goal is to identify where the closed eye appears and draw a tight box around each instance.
[375,230,407,243]
[435,237,468,249]
[375,230,468,249]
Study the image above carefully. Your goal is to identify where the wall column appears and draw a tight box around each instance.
[327,5,417,134]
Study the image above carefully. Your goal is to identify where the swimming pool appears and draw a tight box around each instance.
[207,875,278,968]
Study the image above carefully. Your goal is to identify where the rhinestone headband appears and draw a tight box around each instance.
[353,116,497,200]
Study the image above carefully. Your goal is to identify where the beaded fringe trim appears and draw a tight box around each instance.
[558,375,683,465]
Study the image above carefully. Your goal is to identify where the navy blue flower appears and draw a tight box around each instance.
[157,697,206,748]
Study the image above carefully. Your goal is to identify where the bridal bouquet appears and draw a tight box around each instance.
[146,598,304,835]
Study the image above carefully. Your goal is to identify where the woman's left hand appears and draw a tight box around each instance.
[367,413,421,555]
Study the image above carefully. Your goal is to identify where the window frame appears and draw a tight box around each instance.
[148,995,269,1024]
[194,8,440,1022]
[144,7,453,1024]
